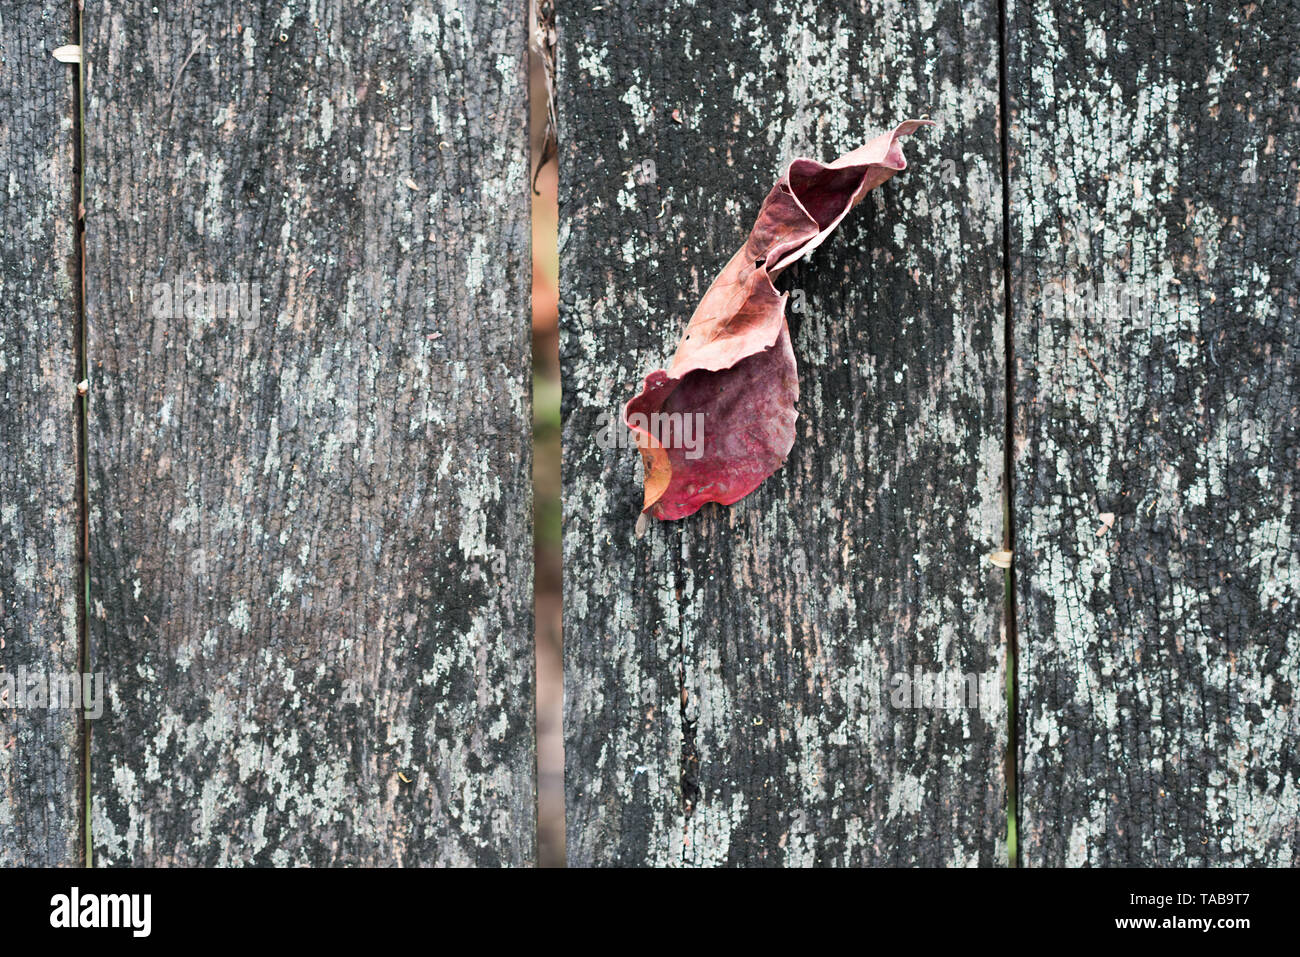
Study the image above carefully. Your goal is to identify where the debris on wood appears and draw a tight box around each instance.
[624,121,933,523]
[529,0,556,192]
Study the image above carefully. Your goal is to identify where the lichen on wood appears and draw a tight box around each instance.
[82,0,535,866]
[0,0,84,867]
[1010,0,1300,866]
[562,0,1008,866]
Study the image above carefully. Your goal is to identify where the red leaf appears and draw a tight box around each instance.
[624,119,934,523]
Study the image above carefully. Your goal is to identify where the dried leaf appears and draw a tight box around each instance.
[624,119,934,522]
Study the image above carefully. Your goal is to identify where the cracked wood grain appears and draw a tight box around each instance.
[0,0,83,867]
[562,0,1008,866]
[1009,0,1300,865]
[83,1,534,865]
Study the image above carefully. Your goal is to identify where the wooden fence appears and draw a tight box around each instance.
[5,0,534,867]
[3,0,1297,867]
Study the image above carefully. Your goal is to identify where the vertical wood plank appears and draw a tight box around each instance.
[0,1,83,866]
[1010,0,1300,865]
[562,1,1007,865]
[83,1,534,865]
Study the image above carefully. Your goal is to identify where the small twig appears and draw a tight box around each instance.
[167,31,207,126]
[1073,334,1114,391]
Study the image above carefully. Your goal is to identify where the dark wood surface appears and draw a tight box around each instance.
[561,0,1009,865]
[0,1,83,867]
[2,0,1295,869]
[1009,0,1300,865]
[81,1,534,865]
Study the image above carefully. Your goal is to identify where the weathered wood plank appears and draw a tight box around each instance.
[1010,0,1300,865]
[0,2,83,866]
[562,0,1008,865]
[83,1,534,865]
